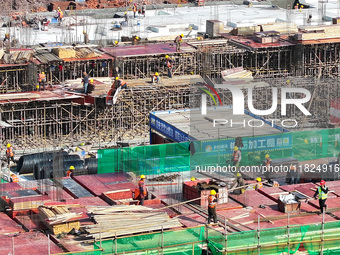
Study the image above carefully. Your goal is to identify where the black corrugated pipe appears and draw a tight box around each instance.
[85,157,98,175]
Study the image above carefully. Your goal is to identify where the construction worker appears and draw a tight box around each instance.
[287,164,300,184]
[165,55,173,78]
[152,72,160,84]
[208,190,218,224]
[313,180,328,214]
[83,31,89,44]
[82,72,89,95]
[115,77,127,89]
[141,3,146,17]
[6,143,15,165]
[269,179,280,187]
[174,34,184,52]
[132,36,140,45]
[264,154,271,169]
[67,166,75,178]
[138,175,147,206]
[232,146,241,167]
[57,7,63,25]
[114,40,119,47]
[133,3,137,18]
[124,12,128,24]
[191,177,196,181]
[254,177,263,190]
[233,173,245,194]
[3,33,10,42]
[87,79,95,94]
[38,72,46,91]
[10,173,19,183]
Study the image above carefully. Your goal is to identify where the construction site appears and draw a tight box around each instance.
[1,0,340,254]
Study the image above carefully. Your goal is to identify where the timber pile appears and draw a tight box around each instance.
[38,205,82,235]
[75,48,102,59]
[52,48,76,58]
[2,51,32,64]
[87,205,152,214]
[84,209,182,239]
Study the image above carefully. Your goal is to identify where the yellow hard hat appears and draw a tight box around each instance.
[7,143,11,148]
[140,175,146,179]
[210,190,216,195]
[234,146,238,151]
[115,40,118,44]
[115,77,119,80]
[191,177,196,181]
[265,154,270,158]
[83,31,86,34]
[80,142,85,146]
[286,79,290,83]
[136,36,139,39]
[42,72,45,74]
[181,34,184,37]
[69,166,75,170]
[36,85,39,89]
[165,55,169,58]
[256,177,261,182]
[124,11,127,14]
[236,173,241,177]
[155,72,159,76]
[90,79,94,83]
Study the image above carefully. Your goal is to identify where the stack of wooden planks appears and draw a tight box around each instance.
[75,47,102,58]
[84,205,182,239]
[52,48,76,58]
[39,205,82,235]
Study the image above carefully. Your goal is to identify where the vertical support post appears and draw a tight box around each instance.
[161,225,164,255]
[192,243,195,255]
[225,218,228,254]
[287,212,290,254]
[115,232,118,255]
[257,215,260,255]
[48,234,51,255]
[12,236,15,255]
[321,211,325,255]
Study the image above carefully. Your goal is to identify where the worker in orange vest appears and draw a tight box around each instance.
[6,143,15,165]
[138,175,147,205]
[254,177,263,190]
[67,166,75,178]
[232,146,241,167]
[57,7,63,24]
[115,77,127,89]
[10,173,19,183]
[38,72,46,91]
[174,34,184,52]
[152,72,160,84]
[133,3,137,18]
[165,55,173,78]
[265,154,271,169]
[208,190,218,224]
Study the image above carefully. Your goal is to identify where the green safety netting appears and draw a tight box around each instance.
[53,245,101,255]
[98,128,340,175]
[95,226,205,254]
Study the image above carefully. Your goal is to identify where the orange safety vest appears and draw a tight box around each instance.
[59,11,63,18]
[66,170,73,177]
[208,195,217,208]
[118,79,127,87]
[39,73,45,82]
[133,5,137,12]
[290,165,296,171]
[233,151,239,161]
[167,60,173,68]
[6,147,14,157]
[256,182,263,189]
[11,175,19,182]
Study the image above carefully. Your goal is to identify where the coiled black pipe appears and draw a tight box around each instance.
[34,160,84,180]
[85,157,98,175]
[17,151,68,174]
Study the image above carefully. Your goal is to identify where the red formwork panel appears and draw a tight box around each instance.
[15,213,47,231]
[257,186,287,203]
[178,213,207,227]
[0,212,24,234]
[229,190,277,208]
[0,182,22,191]
[36,186,75,201]
[308,197,340,210]
[280,183,328,199]
[73,175,111,196]
[94,173,129,183]
[0,232,63,254]
[105,182,137,191]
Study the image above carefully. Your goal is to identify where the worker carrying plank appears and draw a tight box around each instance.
[208,190,218,224]
[6,143,15,166]
[232,146,241,168]
[232,173,245,194]
[138,175,147,206]
[174,34,183,52]
[313,180,328,214]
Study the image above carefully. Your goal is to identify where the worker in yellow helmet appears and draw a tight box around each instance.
[208,190,218,224]
[191,177,196,181]
[232,146,241,168]
[254,177,263,190]
[38,71,46,91]
[6,143,15,165]
[152,72,160,84]
[83,31,89,44]
[232,172,245,194]
[264,154,272,169]
[133,35,140,45]
[138,175,147,205]
[115,77,127,89]
[67,166,75,178]
[174,34,184,52]
[165,55,173,78]
[114,40,119,47]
